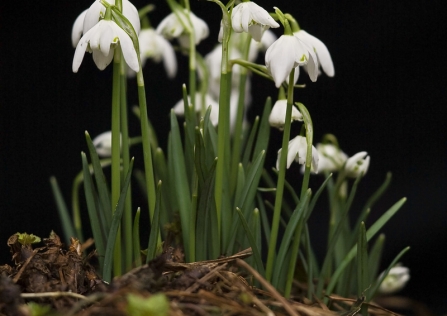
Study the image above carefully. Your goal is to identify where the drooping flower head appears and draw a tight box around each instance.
[285,13,334,78]
[344,151,370,178]
[72,0,140,48]
[128,28,177,78]
[156,9,209,48]
[269,87,303,130]
[72,16,139,73]
[378,265,410,294]
[265,8,318,87]
[276,135,319,172]
[231,1,279,41]
[316,142,348,173]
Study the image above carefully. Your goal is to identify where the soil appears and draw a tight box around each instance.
[0,232,433,316]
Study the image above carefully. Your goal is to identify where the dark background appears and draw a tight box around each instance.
[1,0,446,313]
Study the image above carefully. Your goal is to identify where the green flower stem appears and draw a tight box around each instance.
[215,5,232,251]
[111,48,122,277]
[120,58,133,272]
[230,34,251,196]
[265,69,295,281]
[216,71,231,251]
[136,71,156,219]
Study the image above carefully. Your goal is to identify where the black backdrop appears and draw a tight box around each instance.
[1,0,446,313]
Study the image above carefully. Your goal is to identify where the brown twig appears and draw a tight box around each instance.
[236,259,299,316]
[12,249,38,283]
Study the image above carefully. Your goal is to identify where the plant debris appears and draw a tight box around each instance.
[0,232,432,315]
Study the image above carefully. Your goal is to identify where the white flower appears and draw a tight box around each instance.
[268,100,303,130]
[72,0,140,47]
[294,30,334,77]
[248,29,277,62]
[72,10,88,47]
[93,131,121,157]
[276,135,319,172]
[173,93,219,126]
[156,10,209,48]
[316,143,348,173]
[128,29,177,78]
[265,35,318,87]
[73,19,139,72]
[378,266,410,294]
[231,2,279,41]
[344,151,370,178]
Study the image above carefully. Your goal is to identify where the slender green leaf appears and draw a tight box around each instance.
[103,158,134,283]
[133,208,142,267]
[226,150,265,253]
[236,207,265,276]
[272,190,311,287]
[196,160,218,260]
[356,222,369,305]
[81,152,105,271]
[50,176,76,245]
[368,234,385,286]
[351,172,392,246]
[147,181,163,262]
[256,194,270,247]
[85,132,112,230]
[170,110,192,261]
[241,116,260,167]
[307,173,333,220]
[252,97,272,159]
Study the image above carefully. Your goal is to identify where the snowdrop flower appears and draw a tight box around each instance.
[73,18,139,72]
[269,100,303,130]
[378,265,410,294]
[156,10,209,48]
[128,29,177,78]
[344,151,370,178]
[295,30,334,77]
[71,0,140,47]
[316,143,348,173]
[93,131,121,157]
[265,34,318,87]
[231,1,279,41]
[276,135,319,172]
[173,93,219,126]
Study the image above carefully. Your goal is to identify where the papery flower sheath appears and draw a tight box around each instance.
[129,28,177,78]
[265,35,318,87]
[71,0,140,47]
[344,151,370,178]
[316,143,348,173]
[378,266,410,294]
[231,2,279,41]
[276,135,319,172]
[73,19,139,72]
[156,10,209,48]
[268,100,303,130]
[294,30,334,77]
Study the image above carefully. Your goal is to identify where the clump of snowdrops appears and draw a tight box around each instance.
[51,0,410,310]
